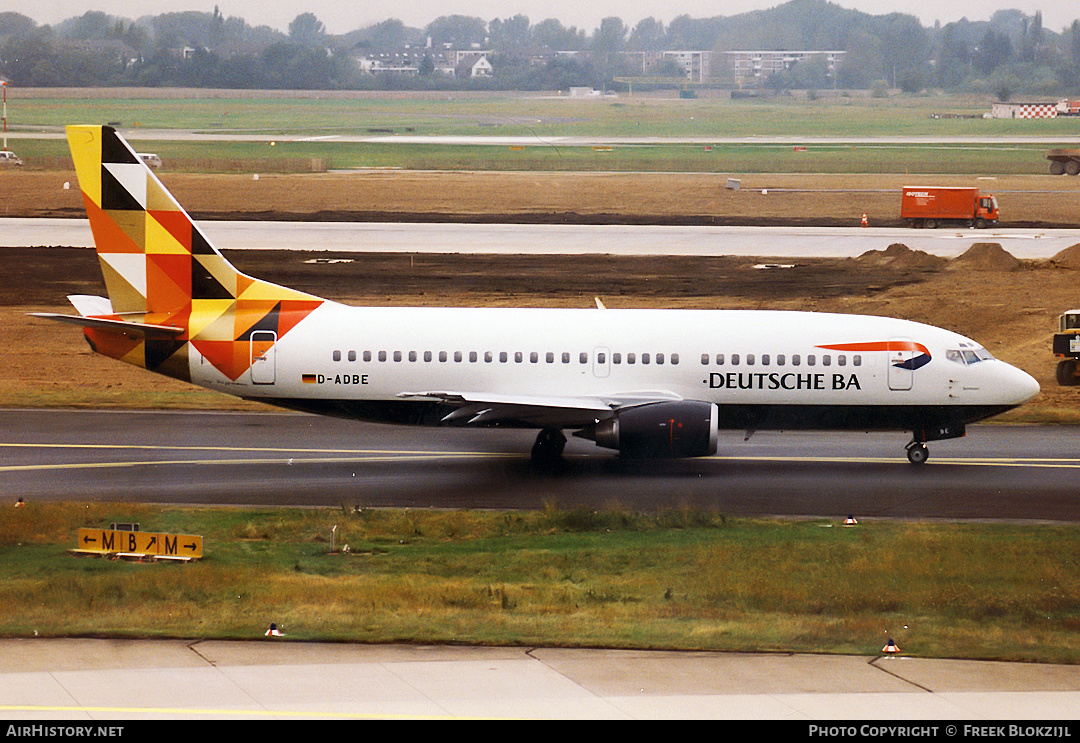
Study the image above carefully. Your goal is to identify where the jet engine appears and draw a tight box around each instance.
[585,401,718,458]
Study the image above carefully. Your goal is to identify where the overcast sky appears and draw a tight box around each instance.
[11,0,1077,37]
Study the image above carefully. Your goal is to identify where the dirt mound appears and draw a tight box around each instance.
[1050,243,1080,269]
[855,243,946,270]
[949,243,1020,271]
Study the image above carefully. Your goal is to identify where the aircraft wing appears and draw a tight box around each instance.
[396,389,684,428]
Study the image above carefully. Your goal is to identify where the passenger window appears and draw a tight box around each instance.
[701,354,709,365]
[514,352,523,363]
[469,351,478,362]
[671,353,679,365]
[627,353,636,364]
[394,351,402,362]
[439,351,447,362]
[613,353,622,364]
[716,354,725,365]
[409,351,417,362]
[579,352,588,364]
[777,354,785,366]
[853,355,862,366]
[597,352,607,364]
[731,354,740,365]
[656,353,664,365]
[642,353,651,364]
[500,352,508,363]
[823,356,831,366]
[454,351,462,362]
[761,354,770,365]
[348,350,356,362]
[838,355,846,367]
[562,352,570,363]
[807,355,815,366]
[546,352,554,363]
[378,351,387,362]
[363,351,372,362]
[792,354,800,366]
[747,354,755,365]
[530,352,538,363]
[423,351,432,362]
[333,350,341,361]
[485,352,493,363]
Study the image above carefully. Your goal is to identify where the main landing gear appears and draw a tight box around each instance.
[905,440,929,465]
[531,428,566,466]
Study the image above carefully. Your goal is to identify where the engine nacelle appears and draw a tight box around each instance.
[591,401,718,458]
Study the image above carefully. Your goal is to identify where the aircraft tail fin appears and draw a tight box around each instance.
[62,125,324,382]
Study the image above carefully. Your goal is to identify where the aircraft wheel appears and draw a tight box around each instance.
[1056,359,1078,386]
[906,443,929,465]
[531,428,566,466]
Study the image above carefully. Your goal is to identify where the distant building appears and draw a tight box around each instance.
[455,53,493,78]
[662,51,711,84]
[724,50,845,86]
[619,51,710,83]
[990,101,1060,119]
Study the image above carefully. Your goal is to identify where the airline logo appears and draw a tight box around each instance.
[816,341,932,370]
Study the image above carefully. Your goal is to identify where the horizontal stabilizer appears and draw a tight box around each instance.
[30,312,185,338]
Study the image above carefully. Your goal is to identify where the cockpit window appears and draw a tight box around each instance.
[946,345,995,365]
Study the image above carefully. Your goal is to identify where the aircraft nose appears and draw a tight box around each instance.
[1006,363,1040,403]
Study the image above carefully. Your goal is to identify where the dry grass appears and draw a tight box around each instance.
[2,504,1079,662]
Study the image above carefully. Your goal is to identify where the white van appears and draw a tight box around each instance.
[138,153,162,168]
[0,150,23,166]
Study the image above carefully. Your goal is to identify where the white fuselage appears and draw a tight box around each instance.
[189,303,1038,434]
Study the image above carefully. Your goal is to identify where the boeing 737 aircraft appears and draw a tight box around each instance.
[36,126,1040,465]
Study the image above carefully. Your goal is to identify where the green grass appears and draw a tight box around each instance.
[9,136,1060,175]
[2,502,1079,662]
[6,91,1080,176]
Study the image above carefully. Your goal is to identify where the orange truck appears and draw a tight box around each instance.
[900,186,999,229]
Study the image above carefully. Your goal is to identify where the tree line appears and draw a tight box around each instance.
[1,0,1079,95]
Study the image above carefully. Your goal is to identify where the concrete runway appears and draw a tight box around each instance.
[2,217,1079,259]
[3,638,1080,720]
[3,410,1080,520]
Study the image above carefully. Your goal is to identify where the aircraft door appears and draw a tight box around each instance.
[887,337,913,391]
[250,330,277,385]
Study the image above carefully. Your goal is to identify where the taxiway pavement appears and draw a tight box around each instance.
[2,218,1078,260]
[3,638,1080,720]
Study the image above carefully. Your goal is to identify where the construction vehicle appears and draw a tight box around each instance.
[1053,310,1080,385]
[900,186,999,229]
[1047,149,1080,176]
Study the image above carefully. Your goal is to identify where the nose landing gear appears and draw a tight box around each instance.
[905,440,929,465]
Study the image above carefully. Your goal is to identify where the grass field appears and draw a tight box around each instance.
[2,503,1079,662]
[7,88,1079,138]
[8,137,1064,175]
[6,89,1079,174]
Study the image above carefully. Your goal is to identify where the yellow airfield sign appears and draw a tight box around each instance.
[76,528,203,560]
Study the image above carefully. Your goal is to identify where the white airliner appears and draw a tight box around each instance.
[36,125,1040,465]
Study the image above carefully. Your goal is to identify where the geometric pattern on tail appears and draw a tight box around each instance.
[66,125,323,382]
